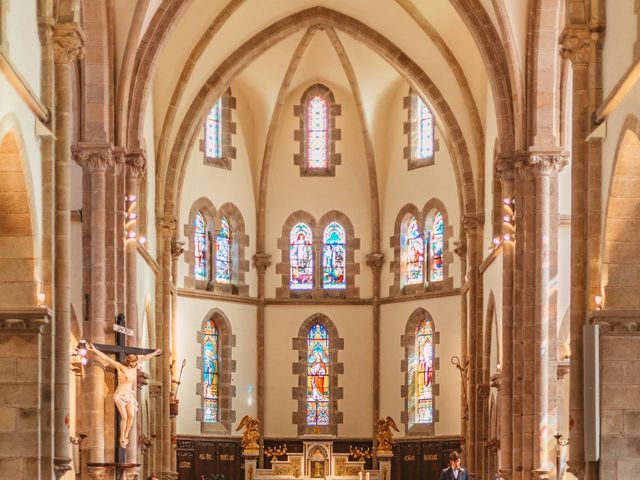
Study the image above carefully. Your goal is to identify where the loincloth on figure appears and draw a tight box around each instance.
[113,390,138,411]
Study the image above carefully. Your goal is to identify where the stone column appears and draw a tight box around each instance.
[52,23,85,479]
[253,252,271,468]
[366,252,384,467]
[560,27,592,480]
[242,449,260,480]
[73,144,113,465]
[170,238,183,475]
[159,216,178,480]
[377,450,393,480]
[528,152,568,479]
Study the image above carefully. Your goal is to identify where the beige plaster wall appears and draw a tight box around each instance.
[379,81,462,295]
[175,296,257,437]
[3,0,41,93]
[602,0,637,98]
[263,81,373,298]
[379,296,462,437]
[263,305,374,438]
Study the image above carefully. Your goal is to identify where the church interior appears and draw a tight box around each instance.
[0,0,638,479]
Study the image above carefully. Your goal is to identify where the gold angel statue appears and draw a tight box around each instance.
[236,415,260,451]
[376,416,399,452]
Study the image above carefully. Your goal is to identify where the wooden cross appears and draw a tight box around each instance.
[93,313,156,464]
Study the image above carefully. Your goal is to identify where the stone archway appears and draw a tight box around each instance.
[0,131,37,307]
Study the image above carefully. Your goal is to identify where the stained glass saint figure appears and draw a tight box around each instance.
[416,319,433,424]
[428,212,444,282]
[322,222,346,289]
[307,95,329,169]
[290,223,314,289]
[216,216,231,284]
[202,319,219,423]
[402,216,424,286]
[307,323,329,426]
[194,211,208,281]
[205,98,222,158]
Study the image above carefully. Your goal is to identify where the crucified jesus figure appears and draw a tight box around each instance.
[87,343,162,448]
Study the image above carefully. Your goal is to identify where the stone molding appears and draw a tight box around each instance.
[560,26,592,65]
[252,252,272,274]
[125,149,147,177]
[400,307,440,436]
[0,307,51,333]
[589,310,640,334]
[495,156,517,183]
[365,252,384,274]
[526,150,569,176]
[72,143,114,172]
[53,23,85,64]
[462,214,483,236]
[53,458,72,480]
[86,465,115,480]
[159,215,178,239]
[195,308,237,433]
[294,83,342,176]
[291,313,344,436]
[198,87,236,170]
[403,88,439,170]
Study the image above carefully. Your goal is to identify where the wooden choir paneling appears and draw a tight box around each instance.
[392,438,462,480]
[177,437,242,480]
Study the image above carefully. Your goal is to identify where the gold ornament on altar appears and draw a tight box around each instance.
[349,445,373,461]
[236,415,260,451]
[265,444,288,460]
[376,416,399,452]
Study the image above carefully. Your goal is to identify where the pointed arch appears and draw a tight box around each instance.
[422,198,455,289]
[183,197,217,289]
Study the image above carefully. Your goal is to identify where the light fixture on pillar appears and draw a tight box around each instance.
[37,292,46,307]
[594,294,603,310]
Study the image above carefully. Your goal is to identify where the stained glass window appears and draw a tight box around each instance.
[307,95,329,169]
[415,96,434,159]
[402,216,424,286]
[427,212,444,282]
[290,223,314,290]
[205,98,223,158]
[194,211,208,281]
[216,216,231,284]
[202,319,219,423]
[307,323,329,426]
[322,222,346,290]
[415,318,433,424]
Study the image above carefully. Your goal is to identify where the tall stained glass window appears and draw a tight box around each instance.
[415,97,434,160]
[307,95,329,169]
[322,222,346,289]
[307,323,329,426]
[290,223,314,290]
[427,212,444,282]
[202,319,219,423]
[402,216,424,286]
[205,98,223,158]
[415,318,433,424]
[216,216,231,284]
[194,211,208,281]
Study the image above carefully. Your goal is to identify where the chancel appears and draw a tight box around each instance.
[0,1,637,480]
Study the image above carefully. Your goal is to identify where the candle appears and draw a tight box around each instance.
[366,473,370,480]
[359,472,363,480]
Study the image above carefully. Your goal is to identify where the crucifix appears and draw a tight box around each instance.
[87,313,161,463]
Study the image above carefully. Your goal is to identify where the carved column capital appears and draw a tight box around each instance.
[365,252,385,274]
[252,252,272,274]
[159,216,177,239]
[112,146,126,175]
[527,150,569,176]
[53,457,72,480]
[125,149,147,177]
[72,143,114,172]
[560,26,592,65]
[453,240,466,258]
[53,23,85,64]
[462,215,483,236]
[477,383,491,399]
[171,240,185,259]
[495,156,517,183]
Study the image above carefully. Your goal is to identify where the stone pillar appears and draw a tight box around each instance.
[377,451,393,480]
[73,144,113,465]
[242,449,260,480]
[528,152,568,479]
[462,214,482,476]
[170,238,183,475]
[560,26,592,480]
[52,23,85,479]
[253,252,271,468]
[366,252,384,467]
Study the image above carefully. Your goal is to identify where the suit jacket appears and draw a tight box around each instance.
[439,466,467,480]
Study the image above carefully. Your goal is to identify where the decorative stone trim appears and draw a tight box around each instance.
[293,83,341,176]
[403,88,439,170]
[195,308,236,434]
[184,199,249,295]
[400,308,440,436]
[198,87,236,170]
[53,23,85,64]
[389,201,454,296]
[291,313,344,436]
[72,143,114,172]
[491,144,503,241]
[0,307,51,333]
[276,210,360,299]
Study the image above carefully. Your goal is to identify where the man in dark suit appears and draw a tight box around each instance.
[439,451,467,480]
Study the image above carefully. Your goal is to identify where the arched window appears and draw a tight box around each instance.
[402,216,424,286]
[194,211,209,281]
[307,323,329,426]
[415,96,434,160]
[307,95,329,169]
[290,222,314,290]
[205,98,222,159]
[322,222,346,290]
[215,216,231,284]
[415,318,434,424]
[202,319,219,423]
[426,211,444,282]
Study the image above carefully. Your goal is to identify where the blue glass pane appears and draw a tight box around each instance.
[202,319,219,423]
[216,217,231,283]
[205,98,222,158]
[429,212,444,282]
[194,211,208,280]
[402,216,424,285]
[290,223,314,289]
[322,222,346,289]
